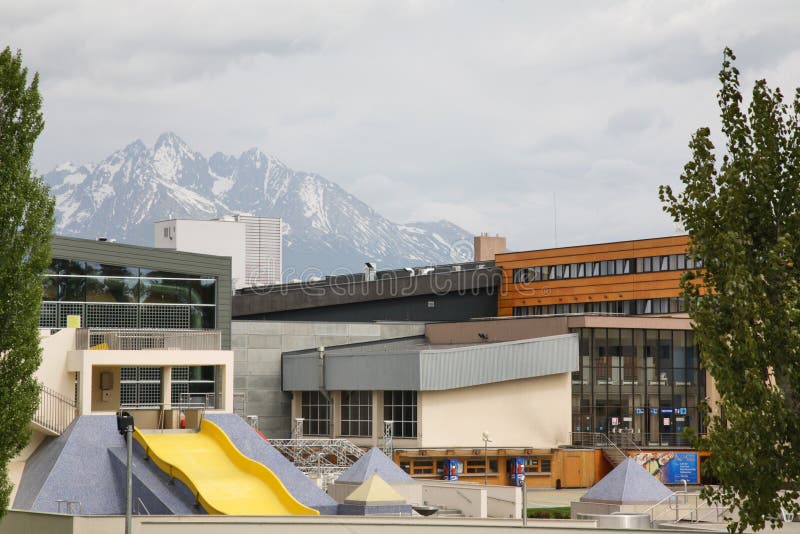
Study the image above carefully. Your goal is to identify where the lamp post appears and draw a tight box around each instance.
[481,431,493,486]
[116,411,135,534]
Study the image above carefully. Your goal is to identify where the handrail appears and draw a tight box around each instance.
[455,489,474,505]
[136,497,150,515]
[33,385,77,435]
[76,328,221,350]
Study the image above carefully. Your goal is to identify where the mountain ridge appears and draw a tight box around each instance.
[45,133,474,276]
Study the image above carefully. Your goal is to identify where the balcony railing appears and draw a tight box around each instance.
[76,328,221,351]
[33,385,77,435]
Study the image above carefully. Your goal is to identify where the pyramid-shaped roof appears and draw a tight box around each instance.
[337,447,415,484]
[580,458,673,504]
[344,474,406,505]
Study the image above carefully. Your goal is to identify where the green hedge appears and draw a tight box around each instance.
[526,506,571,519]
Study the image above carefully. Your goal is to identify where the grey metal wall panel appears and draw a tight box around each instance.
[51,236,232,349]
[282,353,322,391]
[419,334,578,391]
[324,352,420,390]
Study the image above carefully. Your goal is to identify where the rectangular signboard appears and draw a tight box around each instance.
[632,452,699,484]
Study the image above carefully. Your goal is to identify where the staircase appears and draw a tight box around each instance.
[571,431,640,466]
[31,385,76,436]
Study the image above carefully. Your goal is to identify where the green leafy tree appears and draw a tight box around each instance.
[0,47,54,517]
[660,48,800,532]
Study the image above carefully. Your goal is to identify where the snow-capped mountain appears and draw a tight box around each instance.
[46,132,474,276]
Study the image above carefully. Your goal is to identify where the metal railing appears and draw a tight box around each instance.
[645,490,727,524]
[571,430,698,449]
[269,438,366,487]
[33,385,77,435]
[76,328,221,351]
[178,392,218,409]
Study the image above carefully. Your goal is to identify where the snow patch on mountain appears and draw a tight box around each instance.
[45,133,474,275]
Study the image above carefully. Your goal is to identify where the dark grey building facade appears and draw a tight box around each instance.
[42,236,232,348]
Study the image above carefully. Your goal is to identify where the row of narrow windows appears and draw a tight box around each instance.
[512,254,702,283]
[513,297,686,316]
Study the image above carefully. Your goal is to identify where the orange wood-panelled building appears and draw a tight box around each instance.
[495,235,693,317]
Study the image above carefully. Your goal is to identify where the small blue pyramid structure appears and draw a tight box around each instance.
[337,447,415,485]
[580,458,673,504]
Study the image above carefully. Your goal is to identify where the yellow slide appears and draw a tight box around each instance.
[133,420,318,515]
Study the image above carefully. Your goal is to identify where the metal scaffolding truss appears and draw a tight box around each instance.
[269,438,365,485]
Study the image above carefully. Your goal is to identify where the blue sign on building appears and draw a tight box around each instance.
[678,407,687,415]
[650,408,659,415]
[661,408,673,414]
[661,453,699,484]
[635,408,645,415]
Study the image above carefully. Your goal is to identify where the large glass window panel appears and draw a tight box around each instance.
[592,262,600,276]
[190,306,215,329]
[86,277,138,303]
[661,256,670,270]
[616,259,624,274]
[600,261,608,276]
[60,277,86,301]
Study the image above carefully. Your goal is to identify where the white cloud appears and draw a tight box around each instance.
[3,0,798,252]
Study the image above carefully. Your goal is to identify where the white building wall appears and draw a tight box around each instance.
[233,215,282,287]
[154,219,247,290]
[418,373,572,449]
[154,216,281,289]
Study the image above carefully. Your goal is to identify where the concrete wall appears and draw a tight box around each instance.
[419,373,571,449]
[232,321,425,438]
[0,510,605,534]
[422,482,487,518]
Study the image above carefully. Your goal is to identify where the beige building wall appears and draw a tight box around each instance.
[419,373,572,449]
[67,349,234,414]
[36,328,77,400]
[474,234,506,262]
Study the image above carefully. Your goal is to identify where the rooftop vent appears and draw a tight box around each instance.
[364,262,377,282]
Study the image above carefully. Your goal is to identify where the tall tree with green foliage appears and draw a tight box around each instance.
[660,48,800,532]
[0,47,54,517]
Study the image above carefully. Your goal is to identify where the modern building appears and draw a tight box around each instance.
[233,261,502,322]
[281,329,593,487]
[155,214,282,290]
[11,235,338,517]
[491,235,709,445]
[495,235,695,317]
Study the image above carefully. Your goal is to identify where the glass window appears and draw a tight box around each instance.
[636,258,643,273]
[577,263,585,278]
[592,262,600,277]
[600,261,608,276]
[677,254,686,269]
[622,259,631,274]
[669,255,678,270]
[616,259,624,274]
[384,390,417,438]
[661,256,669,271]
[341,391,373,437]
[562,264,570,279]
[301,391,331,436]
[643,257,651,272]
[86,277,138,303]
[652,256,660,272]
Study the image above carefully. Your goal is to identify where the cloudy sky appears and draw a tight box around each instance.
[3,1,800,252]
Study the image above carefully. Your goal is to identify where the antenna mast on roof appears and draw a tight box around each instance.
[553,192,558,248]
